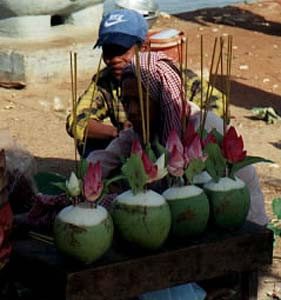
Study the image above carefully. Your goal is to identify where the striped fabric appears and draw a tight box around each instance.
[125,51,188,144]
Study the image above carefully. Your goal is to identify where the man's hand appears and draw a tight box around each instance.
[87,119,118,139]
[123,120,133,129]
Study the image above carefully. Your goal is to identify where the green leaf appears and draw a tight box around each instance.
[33,172,66,195]
[204,143,226,181]
[121,154,148,195]
[145,143,156,162]
[153,137,168,160]
[210,128,223,144]
[52,181,67,193]
[77,159,89,179]
[272,198,281,219]
[185,159,205,184]
[229,156,273,178]
[198,128,208,139]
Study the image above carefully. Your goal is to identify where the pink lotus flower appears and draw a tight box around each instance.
[131,140,167,183]
[222,126,247,163]
[184,134,204,162]
[166,129,185,177]
[83,161,104,202]
[166,125,204,177]
[168,144,186,177]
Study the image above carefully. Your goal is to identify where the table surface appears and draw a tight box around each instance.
[10,222,273,300]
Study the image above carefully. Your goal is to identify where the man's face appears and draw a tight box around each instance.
[102,44,135,80]
[122,77,158,140]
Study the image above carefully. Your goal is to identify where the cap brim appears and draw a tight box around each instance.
[94,33,141,49]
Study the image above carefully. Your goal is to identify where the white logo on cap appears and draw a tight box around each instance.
[104,14,127,27]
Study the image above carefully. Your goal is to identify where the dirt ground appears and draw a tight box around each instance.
[0,0,281,299]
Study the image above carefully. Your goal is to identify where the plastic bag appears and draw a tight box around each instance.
[139,283,207,300]
[0,128,37,212]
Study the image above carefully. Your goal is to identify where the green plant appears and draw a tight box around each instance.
[268,198,281,240]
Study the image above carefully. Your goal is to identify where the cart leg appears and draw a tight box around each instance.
[240,271,258,300]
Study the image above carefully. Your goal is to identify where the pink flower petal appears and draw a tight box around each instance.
[166,129,184,155]
[83,162,103,202]
[168,145,185,177]
[142,152,158,179]
[131,139,143,156]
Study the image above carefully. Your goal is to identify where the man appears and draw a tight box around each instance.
[66,8,226,158]
[66,9,148,157]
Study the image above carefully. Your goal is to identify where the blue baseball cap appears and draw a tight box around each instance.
[94,9,148,49]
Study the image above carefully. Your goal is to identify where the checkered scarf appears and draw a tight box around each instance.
[124,51,188,144]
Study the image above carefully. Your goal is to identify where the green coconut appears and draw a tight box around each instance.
[54,203,113,264]
[192,171,212,187]
[203,177,250,230]
[162,185,210,238]
[111,189,171,250]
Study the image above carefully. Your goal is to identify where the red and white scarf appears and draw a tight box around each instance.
[125,51,188,144]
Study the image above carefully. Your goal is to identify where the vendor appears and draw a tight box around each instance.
[66,8,224,158]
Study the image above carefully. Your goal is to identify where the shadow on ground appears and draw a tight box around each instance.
[174,6,281,37]
[211,74,281,114]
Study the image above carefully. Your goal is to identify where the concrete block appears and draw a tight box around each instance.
[66,4,104,27]
[0,27,103,84]
[0,15,51,38]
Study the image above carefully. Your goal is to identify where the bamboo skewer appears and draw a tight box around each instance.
[135,46,147,145]
[201,36,229,136]
[220,37,227,134]
[200,35,204,135]
[146,46,151,144]
[184,36,188,98]
[28,231,54,245]
[179,38,184,78]
[198,35,233,137]
[82,54,103,157]
[226,35,233,128]
[182,35,189,136]
[221,35,233,133]
[70,52,78,172]
[205,37,218,107]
